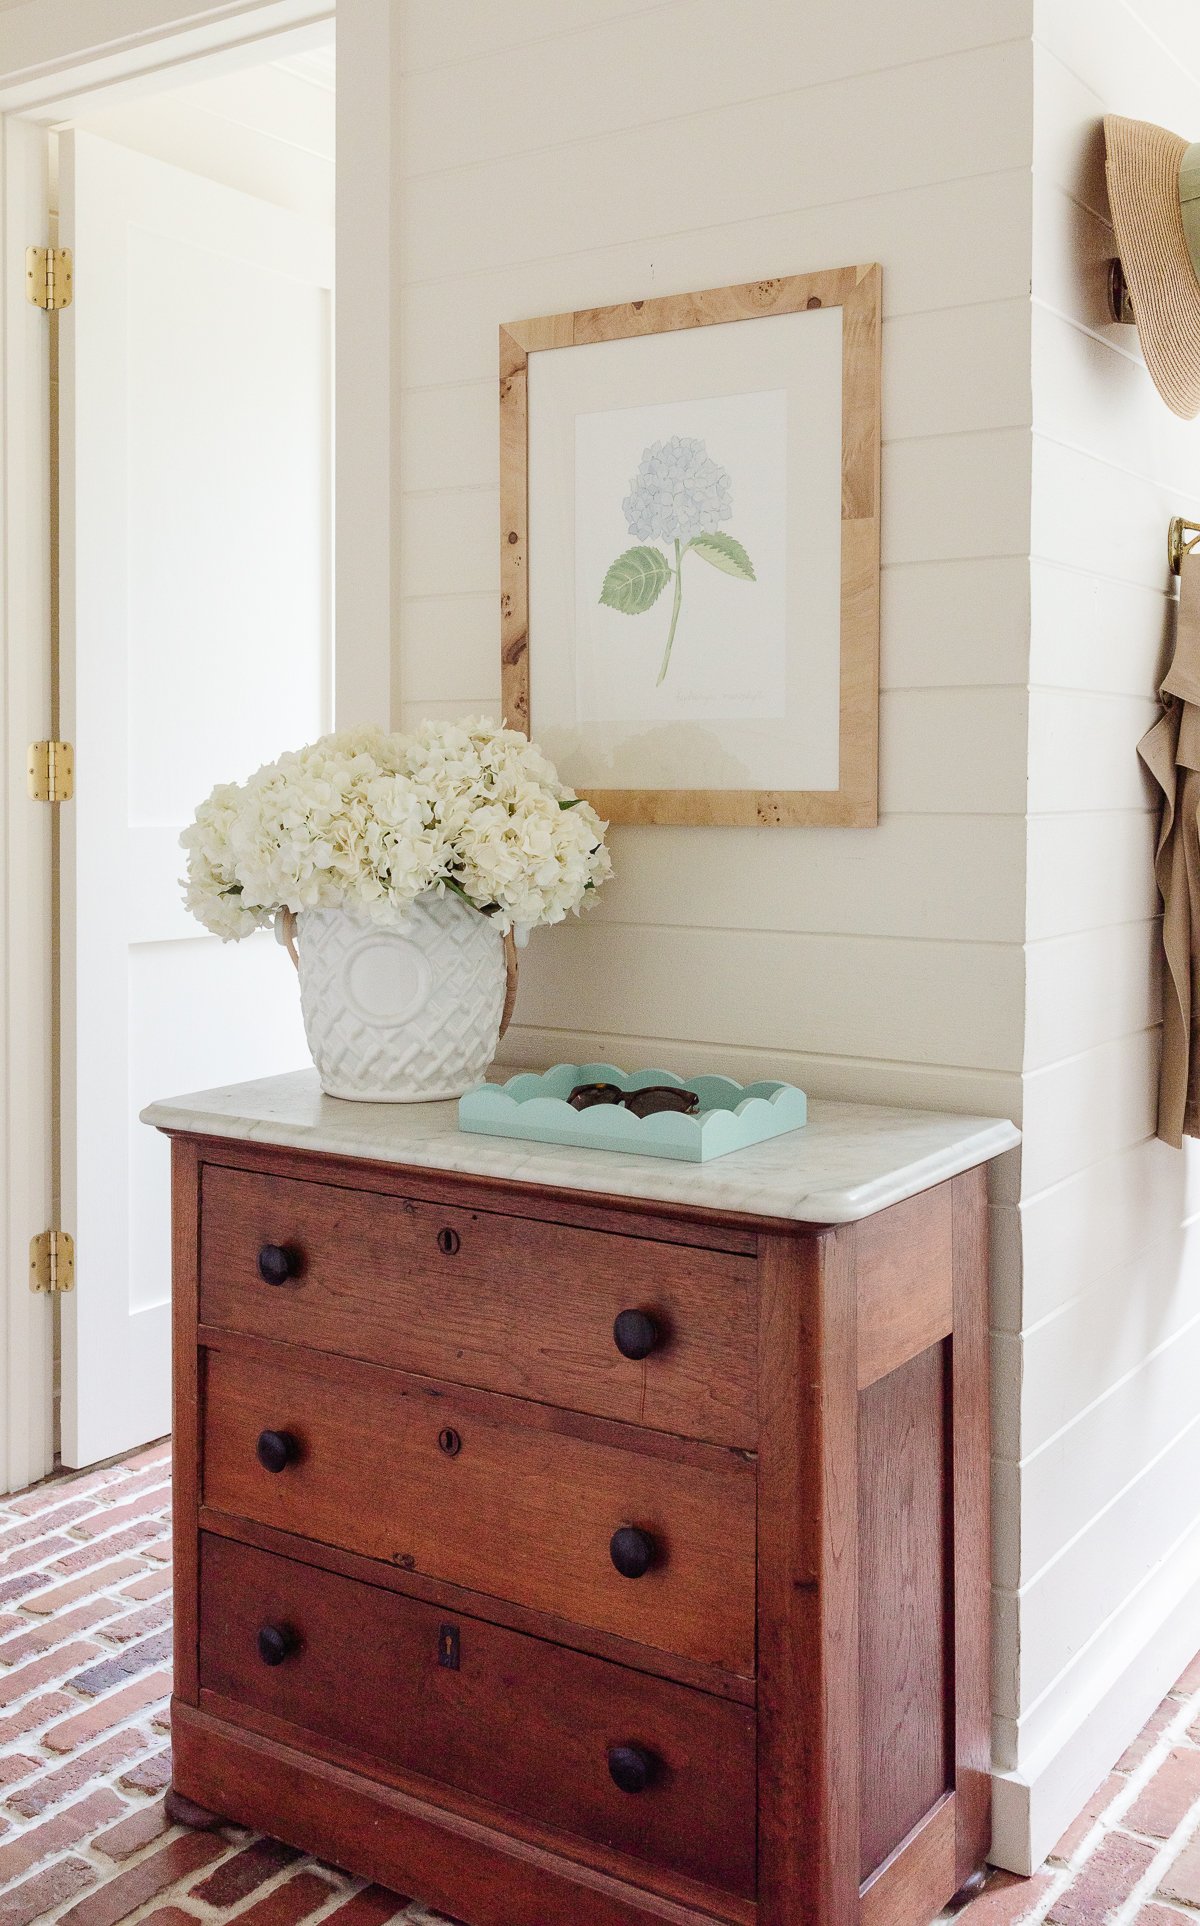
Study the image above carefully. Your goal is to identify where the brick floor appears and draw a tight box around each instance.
[0,1446,428,1924]
[6,1447,1200,1925]
[934,1651,1200,1925]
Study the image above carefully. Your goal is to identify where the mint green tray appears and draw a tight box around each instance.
[458,1062,807,1164]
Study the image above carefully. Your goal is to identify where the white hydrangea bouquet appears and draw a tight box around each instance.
[181,718,611,1104]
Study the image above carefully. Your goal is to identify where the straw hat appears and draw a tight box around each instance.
[1105,115,1200,419]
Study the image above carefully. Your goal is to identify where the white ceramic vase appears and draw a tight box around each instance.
[290,892,508,1103]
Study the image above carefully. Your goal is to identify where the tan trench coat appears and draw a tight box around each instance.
[1139,558,1200,1146]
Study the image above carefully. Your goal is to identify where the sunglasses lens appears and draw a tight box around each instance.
[622,1086,700,1118]
[568,1082,625,1110]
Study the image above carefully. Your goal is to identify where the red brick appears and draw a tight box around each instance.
[1051,1774,1125,1863]
[120,1567,172,1602]
[7,1725,150,1817]
[71,1489,172,1540]
[121,1439,171,1473]
[0,1637,101,1705]
[4,1465,125,1515]
[42,1668,171,1752]
[72,1627,172,1696]
[1135,1908,1192,1923]
[190,1835,301,1905]
[953,1871,1055,1923]
[54,1829,227,1926]
[1157,1830,1200,1904]
[320,1888,410,1926]
[99,1593,171,1644]
[1120,1698,1176,1772]
[93,1795,171,1860]
[0,1596,117,1664]
[93,1463,171,1506]
[0,1787,125,1885]
[1127,1747,1200,1839]
[0,1500,96,1554]
[232,1870,339,1926]
[51,1519,168,1574]
[0,1573,50,1606]
[138,1914,203,1926]
[21,1558,148,1614]
[0,1755,40,1788]
[0,1535,72,1576]
[1172,1649,1200,1698]
[119,1744,172,1793]
[0,1690,75,1745]
[1047,1831,1158,1921]
[0,1853,95,1925]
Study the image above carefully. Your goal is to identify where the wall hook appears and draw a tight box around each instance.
[1169,517,1200,575]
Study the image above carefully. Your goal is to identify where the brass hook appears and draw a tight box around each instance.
[1169,517,1200,576]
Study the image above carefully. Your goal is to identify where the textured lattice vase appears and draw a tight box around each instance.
[293,895,508,1103]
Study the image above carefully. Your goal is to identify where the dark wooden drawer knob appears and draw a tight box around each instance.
[256,1429,298,1475]
[608,1743,657,1794]
[610,1526,656,1579]
[257,1244,296,1286]
[257,1624,296,1667]
[613,1309,659,1360]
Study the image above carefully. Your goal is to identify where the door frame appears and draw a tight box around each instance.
[0,0,391,1490]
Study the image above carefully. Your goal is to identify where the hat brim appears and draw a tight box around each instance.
[1105,114,1200,420]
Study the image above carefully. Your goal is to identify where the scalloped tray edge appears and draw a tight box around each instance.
[458,1062,808,1163]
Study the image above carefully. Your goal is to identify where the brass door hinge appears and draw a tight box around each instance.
[29,1230,75,1295]
[27,741,74,803]
[25,246,73,312]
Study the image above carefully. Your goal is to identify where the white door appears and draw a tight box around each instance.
[58,131,334,1468]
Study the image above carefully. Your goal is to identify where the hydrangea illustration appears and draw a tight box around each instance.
[600,435,756,685]
[621,437,734,546]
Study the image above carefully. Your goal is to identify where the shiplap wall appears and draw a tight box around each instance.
[996,0,1200,1871]
[394,0,1034,1136]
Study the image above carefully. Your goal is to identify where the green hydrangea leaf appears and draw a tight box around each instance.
[599,546,672,614]
[689,531,756,580]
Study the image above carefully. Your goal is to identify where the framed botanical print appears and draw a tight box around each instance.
[499,263,881,828]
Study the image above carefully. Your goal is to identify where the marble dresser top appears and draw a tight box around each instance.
[142,1069,1019,1226]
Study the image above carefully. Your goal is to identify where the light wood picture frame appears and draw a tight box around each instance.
[500,263,881,828]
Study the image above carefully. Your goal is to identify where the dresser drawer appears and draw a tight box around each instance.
[199,1164,757,1448]
[199,1532,757,1901]
[201,1339,757,1675]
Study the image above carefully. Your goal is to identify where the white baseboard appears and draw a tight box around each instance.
[991,1544,1200,1874]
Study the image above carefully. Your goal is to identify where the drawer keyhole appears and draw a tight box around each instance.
[438,1427,462,1457]
[437,1227,460,1256]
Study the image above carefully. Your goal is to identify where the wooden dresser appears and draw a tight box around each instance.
[145,1072,1018,1926]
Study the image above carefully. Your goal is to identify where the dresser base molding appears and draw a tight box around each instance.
[859,1796,957,1926]
[169,1701,753,1926]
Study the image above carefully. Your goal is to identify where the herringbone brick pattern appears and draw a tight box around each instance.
[4,1445,1200,1925]
[0,1446,451,1926]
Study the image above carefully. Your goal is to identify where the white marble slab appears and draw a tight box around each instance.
[141,1069,1019,1225]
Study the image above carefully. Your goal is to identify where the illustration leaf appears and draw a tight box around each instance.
[688,531,757,581]
[599,546,672,615]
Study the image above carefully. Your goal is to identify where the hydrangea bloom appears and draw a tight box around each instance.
[181,719,611,940]
[622,436,733,546]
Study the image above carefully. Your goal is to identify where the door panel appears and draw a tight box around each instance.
[59,130,334,1466]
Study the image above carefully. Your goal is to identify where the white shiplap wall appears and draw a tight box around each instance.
[395,0,1200,1876]
[394,0,1034,1150]
[996,0,1200,1871]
